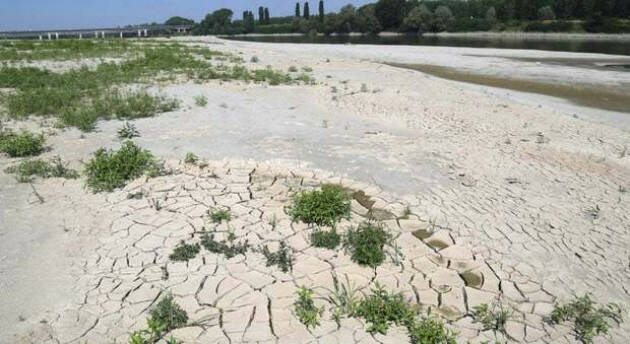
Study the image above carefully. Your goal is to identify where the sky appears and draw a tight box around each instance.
[0,0,374,31]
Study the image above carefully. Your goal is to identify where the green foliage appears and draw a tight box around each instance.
[209,209,231,223]
[310,229,341,249]
[169,241,201,262]
[194,95,208,107]
[184,152,199,164]
[294,287,323,328]
[408,317,458,344]
[288,66,298,72]
[355,283,417,334]
[5,156,78,182]
[0,129,45,157]
[344,222,391,267]
[84,141,157,192]
[471,300,512,333]
[201,233,249,259]
[327,276,361,324]
[117,122,140,139]
[148,294,188,335]
[289,184,351,227]
[550,293,624,344]
[262,241,294,272]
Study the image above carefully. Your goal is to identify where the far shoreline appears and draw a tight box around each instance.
[222,31,630,42]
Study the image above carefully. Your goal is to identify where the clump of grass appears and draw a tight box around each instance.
[344,222,391,268]
[147,294,188,338]
[289,184,351,227]
[201,233,249,259]
[5,156,78,182]
[117,122,140,139]
[0,129,45,157]
[184,152,199,164]
[294,287,323,329]
[169,241,201,262]
[408,317,458,344]
[310,229,341,249]
[327,276,361,324]
[194,95,208,107]
[550,293,624,344]
[250,56,259,63]
[302,66,313,72]
[84,141,157,192]
[288,66,298,72]
[209,209,231,223]
[471,299,512,334]
[261,241,293,272]
[355,283,417,334]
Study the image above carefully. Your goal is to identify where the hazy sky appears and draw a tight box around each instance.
[0,0,374,31]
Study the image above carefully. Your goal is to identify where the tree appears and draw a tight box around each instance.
[304,2,311,19]
[434,6,454,32]
[319,0,325,23]
[375,0,407,30]
[258,7,264,24]
[356,4,382,34]
[243,11,255,33]
[295,2,301,17]
[196,8,234,35]
[165,16,195,26]
[538,6,556,20]
[264,8,270,24]
[402,5,433,33]
[486,7,497,24]
[337,5,357,33]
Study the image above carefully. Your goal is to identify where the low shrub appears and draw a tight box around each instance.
[148,294,188,335]
[289,184,351,227]
[344,222,391,267]
[355,283,417,334]
[194,95,208,107]
[209,209,231,223]
[84,141,157,192]
[117,122,141,139]
[5,156,78,182]
[294,287,323,328]
[169,241,201,262]
[261,241,293,272]
[310,229,341,249]
[0,129,45,157]
[408,317,458,344]
[201,233,249,259]
[184,152,199,164]
[471,300,512,333]
[550,293,624,344]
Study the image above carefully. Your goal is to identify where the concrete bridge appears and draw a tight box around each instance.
[0,25,193,40]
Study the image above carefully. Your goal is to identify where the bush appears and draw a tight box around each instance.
[355,283,416,334]
[148,294,188,333]
[471,300,512,333]
[344,222,391,267]
[184,152,199,164]
[289,184,351,227]
[446,17,492,32]
[209,209,231,223]
[169,241,201,261]
[294,287,323,328]
[0,129,45,157]
[261,241,293,272]
[310,229,341,249]
[117,122,140,139]
[524,20,575,32]
[550,293,624,344]
[194,95,208,107]
[5,156,78,182]
[408,317,458,344]
[84,141,157,192]
[201,233,249,259]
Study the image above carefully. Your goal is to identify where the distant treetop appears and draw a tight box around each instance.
[165,16,195,26]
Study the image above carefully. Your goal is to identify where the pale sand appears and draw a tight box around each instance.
[1,36,629,343]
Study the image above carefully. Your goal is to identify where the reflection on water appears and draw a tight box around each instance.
[225,34,630,56]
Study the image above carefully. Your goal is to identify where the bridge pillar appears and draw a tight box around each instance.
[95,31,98,38]
[144,29,148,37]
[119,31,123,38]
[138,30,141,37]
[47,33,51,40]
[39,35,43,41]
[79,33,82,39]
[101,31,105,38]
[55,32,59,40]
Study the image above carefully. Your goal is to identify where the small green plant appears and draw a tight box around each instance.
[288,66,298,72]
[200,233,249,259]
[550,293,624,344]
[117,122,140,139]
[294,287,323,329]
[302,66,313,72]
[169,241,201,262]
[310,229,341,249]
[84,141,157,192]
[471,300,512,334]
[327,275,361,324]
[360,83,369,93]
[289,184,351,227]
[261,241,293,272]
[194,95,208,107]
[355,283,417,334]
[184,152,199,164]
[344,222,391,268]
[250,56,259,63]
[146,294,188,341]
[408,317,458,344]
[0,129,45,157]
[5,156,78,182]
[209,209,231,223]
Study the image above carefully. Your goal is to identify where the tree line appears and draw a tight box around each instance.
[176,0,630,36]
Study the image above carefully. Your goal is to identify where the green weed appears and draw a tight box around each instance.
[209,209,231,223]
[344,222,391,268]
[261,241,293,272]
[5,156,78,182]
[194,95,208,107]
[0,129,45,157]
[408,317,458,344]
[184,152,199,164]
[294,287,323,329]
[355,283,417,334]
[200,233,249,259]
[289,184,351,227]
[310,229,341,249]
[471,300,512,334]
[169,241,201,262]
[117,122,140,139]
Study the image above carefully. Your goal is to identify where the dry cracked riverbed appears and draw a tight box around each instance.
[1,37,630,344]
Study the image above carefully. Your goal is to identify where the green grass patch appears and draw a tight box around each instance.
[84,141,157,192]
[184,152,199,164]
[344,222,391,268]
[209,209,231,223]
[289,184,351,227]
[471,300,512,334]
[550,293,624,344]
[194,95,208,107]
[200,233,249,259]
[408,317,458,344]
[355,283,417,334]
[0,129,46,157]
[294,287,323,329]
[169,241,201,262]
[261,241,293,272]
[310,229,341,249]
[5,156,78,182]
[117,122,141,139]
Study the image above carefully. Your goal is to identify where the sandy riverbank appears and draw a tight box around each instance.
[2,37,629,343]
